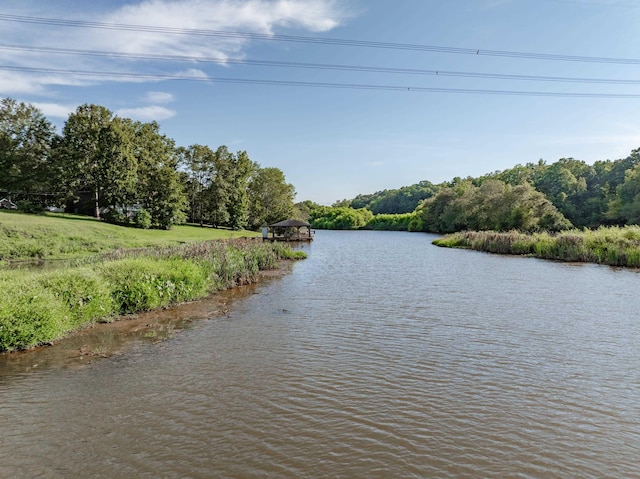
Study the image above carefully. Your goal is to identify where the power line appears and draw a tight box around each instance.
[2,65,639,98]
[2,43,640,85]
[1,13,640,65]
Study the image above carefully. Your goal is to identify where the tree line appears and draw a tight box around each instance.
[303,148,640,233]
[0,98,295,230]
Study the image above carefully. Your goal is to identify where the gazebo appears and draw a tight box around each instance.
[263,219,313,242]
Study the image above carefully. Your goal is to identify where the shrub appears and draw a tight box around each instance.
[134,209,152,229]
[98,257,210,314]
[0,240,305,350]
[16,201,45,214]
[0,278,71,351]
[102,209,129,226]
[38,268,116,326]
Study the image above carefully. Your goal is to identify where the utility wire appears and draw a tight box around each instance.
[2,65,639,98]
[2,13,640,65]
[2,43,640,85]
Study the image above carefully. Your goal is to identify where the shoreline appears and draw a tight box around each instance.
[0,260,294,374]
[0,240,305,353]
[432,227,640,268]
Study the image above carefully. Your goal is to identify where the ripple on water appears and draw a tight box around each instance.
[1,231,640,478]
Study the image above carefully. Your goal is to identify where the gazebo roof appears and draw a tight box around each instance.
[269,219,310,228]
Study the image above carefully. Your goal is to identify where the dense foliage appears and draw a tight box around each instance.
[308,148,640,234]
[415,179,571,233]
[483,151,640,228]
[336,180,439,214]
[1,98,295,230]
[309,205,373,230]
[0,239,305,351]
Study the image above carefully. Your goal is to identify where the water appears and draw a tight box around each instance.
[1,230,640,478]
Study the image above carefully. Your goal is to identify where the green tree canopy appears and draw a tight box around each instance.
[416,179,571,233]
[55,104,136,218]
[248,167,296,230]
[0,98,55,194]
[130,121,187,229]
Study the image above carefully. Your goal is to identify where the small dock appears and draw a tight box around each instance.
[262,219,314,242]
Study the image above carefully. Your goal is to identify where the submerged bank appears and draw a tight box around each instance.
[0,240,306,352]
[432,226,640,267]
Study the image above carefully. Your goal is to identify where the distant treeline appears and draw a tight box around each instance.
[301,149,640,233]
[1,98,295,230]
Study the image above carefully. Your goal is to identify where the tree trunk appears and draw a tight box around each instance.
[94,188,100,218]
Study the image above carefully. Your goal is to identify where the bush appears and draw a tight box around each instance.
[38,268,116,326]
[0,277,71,351]
[102,209,129,226]
[134,209,152,229]
[16,201,45,214]
[0,240,305,350]
[99,257,210,314]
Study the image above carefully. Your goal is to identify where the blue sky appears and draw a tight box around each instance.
[2,0,640,204]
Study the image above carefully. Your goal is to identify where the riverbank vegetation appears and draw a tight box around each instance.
[0,239,305,352]
[432,227,640,267]
[1,98,295,231]
[0,210,259,262]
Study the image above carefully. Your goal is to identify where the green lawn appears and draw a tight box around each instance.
[0,211,260,262]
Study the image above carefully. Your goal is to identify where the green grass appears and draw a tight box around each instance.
[0,239,306,352]
[432,226,640,267]
[0,210,260,262]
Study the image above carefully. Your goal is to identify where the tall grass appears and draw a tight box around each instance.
[0,240,306,352]
[432,226,640,267]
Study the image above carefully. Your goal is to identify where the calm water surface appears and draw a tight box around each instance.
[1,230,640,478]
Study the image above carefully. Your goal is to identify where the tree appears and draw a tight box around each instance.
[225,149,256,230]
[132,121,187,228]
[179,144,217,225]
[416,179,570,233]
[533,158,593,226]
[248,167,296,230]
[309,206,373,229]
[608,160,640,225]
[55,104,136,218]
[0,98,55,195]
[339,180,439,214]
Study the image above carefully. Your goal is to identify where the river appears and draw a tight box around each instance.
[1,230,639,478]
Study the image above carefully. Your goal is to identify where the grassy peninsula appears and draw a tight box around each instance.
[0,212,304,352]
[433,226,640,267]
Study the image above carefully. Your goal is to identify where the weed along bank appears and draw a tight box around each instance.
[263,219,314,242]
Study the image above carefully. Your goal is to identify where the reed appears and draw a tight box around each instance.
[432,226,640,267]
[0,240,306,352]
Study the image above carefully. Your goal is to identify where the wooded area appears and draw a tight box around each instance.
[305,148,640,233]
[5,96,640,235]
[0,98,296,230]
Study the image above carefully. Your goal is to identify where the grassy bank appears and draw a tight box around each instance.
[0,210,260,262]
[0,240,306,352]
[432,226,640,267]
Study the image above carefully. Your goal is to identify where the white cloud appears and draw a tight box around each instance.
[145,91,174,103]
[0,0,351,93]
[176,68,211,80]
[31,102,76,119]
[116,105,176,121]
